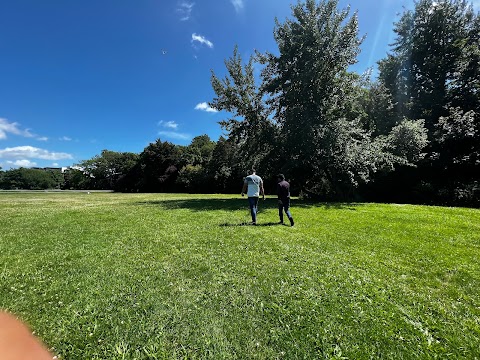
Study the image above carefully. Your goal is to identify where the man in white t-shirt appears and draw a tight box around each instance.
[241,168,265,225]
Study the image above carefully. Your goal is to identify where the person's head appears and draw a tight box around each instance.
[250,168,256,175]
[277,173,285,182]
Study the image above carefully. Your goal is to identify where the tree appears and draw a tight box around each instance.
[207,136,243,193]
[63,168,92,190]
[180,135,216,167]
[261,0,392,198]
[176,164,208,193]
[0,168,60,190]
[210,46,277,173]
[384,0,478,131]
[362,81,398,135]
[378,0,480,205]
[386,119,429,164]
[77,150,139,190]
[137,139,181,192]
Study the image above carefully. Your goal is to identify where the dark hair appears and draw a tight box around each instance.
[251,168,256,174]
[277,173,285,180]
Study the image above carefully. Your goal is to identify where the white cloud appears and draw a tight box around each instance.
[177,1,195,21]
[0,146,73,160]
[195,102,218,113]
[60,136,72,141]
[192,33,214,48]
[231,0,244,13]
[0,118,35,139]
[37,136,49,141]
[158,120,179,129]
[158,131,191,141]
[7,159,37,167]
[52,162,59,167]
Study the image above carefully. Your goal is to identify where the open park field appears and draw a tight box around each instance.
[0,192,479,359]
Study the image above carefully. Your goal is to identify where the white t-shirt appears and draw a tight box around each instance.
[244,174,263,197]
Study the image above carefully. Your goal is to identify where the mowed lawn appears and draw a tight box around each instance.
[0,192,479,359]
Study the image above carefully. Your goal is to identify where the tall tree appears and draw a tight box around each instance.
[210,46,277,173]
[261,0,388,197]
[378,0,480,205]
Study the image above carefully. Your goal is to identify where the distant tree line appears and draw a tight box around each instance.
[1,0,478,207]
[0,167,64,190]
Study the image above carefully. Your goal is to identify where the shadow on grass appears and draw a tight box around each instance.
[133,198,361,212]
[220,221,285,227]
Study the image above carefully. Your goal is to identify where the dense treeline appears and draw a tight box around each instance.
[0,167,64,190]
[1,0,478,207]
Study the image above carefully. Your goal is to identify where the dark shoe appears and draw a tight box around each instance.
[289,217,294,226]
[279,220,284,224]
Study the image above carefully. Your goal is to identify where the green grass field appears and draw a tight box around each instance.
[0,192,479,359]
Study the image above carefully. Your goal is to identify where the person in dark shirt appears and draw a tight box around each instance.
[276,174,294,226]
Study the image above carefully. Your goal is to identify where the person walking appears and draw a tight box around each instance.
[277,174,294,226]
[241,168,265,225]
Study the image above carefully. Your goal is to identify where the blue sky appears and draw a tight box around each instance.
[0,0,463,169]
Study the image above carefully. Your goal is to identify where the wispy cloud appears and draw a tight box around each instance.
[195,102,218,113]
[158,131,191,141]
[37,136,49,141]
[192,33,214,48]
[158,120,179,129]
[7,159,37,167]
[60,136,72,141]
[0,146,73,160]
[231,0,244,13]
[177,1,195,21]
[0,118,35,140]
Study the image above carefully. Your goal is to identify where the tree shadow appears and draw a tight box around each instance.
[296,200,361,211]
[134,198,252,211]
[133,198,362,212]
[219,221,284,227]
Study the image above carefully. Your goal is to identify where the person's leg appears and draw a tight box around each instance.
[283,198,294,226]
[248,197,258,224]
[253,196,259,223]
[278,201,284,223]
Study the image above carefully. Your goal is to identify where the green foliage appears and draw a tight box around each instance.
[63,168,92,190]
[210,46,277,172]
[376,0,480,206]
[176,164,208,193]
[0,168,62,190]
[386,119,429,164]
[180,135,216,166]
[77,150,139,190]
[380,0,480,132]
[206,136,242,193]
[1,193,479,358]
[363,81,398,135]
[435,107,479,173]
[137,139,181,192]
[213,0,405,199]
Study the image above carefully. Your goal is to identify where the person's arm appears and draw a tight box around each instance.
[277,183,282,204]
[241,181,247,196]
[260,181,265,200]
